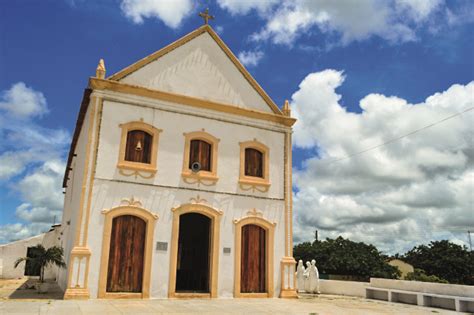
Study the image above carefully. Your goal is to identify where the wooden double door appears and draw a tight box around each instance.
[106,215,146,293]
[241,224,266,293]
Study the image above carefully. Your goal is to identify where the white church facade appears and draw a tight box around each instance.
[59,24,297,299]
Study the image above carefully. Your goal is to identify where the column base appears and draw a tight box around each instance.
[64,288,90,300]
[280,289,298,298]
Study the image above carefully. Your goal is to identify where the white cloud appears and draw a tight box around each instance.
[0,223,51,243]
[395,0,443,22]
[238,50,264,67]
[0,84,69,244]
[217,0,278,15]
[120,0,193,28]
[235,0,451,46]
[291,69,473,253]
[0,82,48,119]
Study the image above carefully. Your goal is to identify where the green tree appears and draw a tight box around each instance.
[405,268,448,283]
[14,244,66,282]
[403,240,474,285]
[294,236,400,281]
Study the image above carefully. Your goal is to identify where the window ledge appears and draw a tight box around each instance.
[239,178,271,192]
[181,171,219,185]
[117,162,157,179]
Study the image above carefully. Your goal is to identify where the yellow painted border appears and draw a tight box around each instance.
[117,121,162,176]
[238,140,270,192]
[168,203,222,298]
[181,131,220,185]
[89,78,296,127]
[107,25,282,115]
[97,205,159,299]
[233,214,275,298]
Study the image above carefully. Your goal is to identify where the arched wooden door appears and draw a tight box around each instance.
[241,224,266,293]
[106,215,146,293]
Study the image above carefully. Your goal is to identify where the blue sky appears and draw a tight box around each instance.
[1,0,473,253]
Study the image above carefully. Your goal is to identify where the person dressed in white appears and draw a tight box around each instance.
[309,259,320,294]
[296,260,305,292]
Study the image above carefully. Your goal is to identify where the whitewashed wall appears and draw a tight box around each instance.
[58,102,94,291]
[0,226,61,280]
[95,99,285,199]
[80,93,288,298]
[121,32,272,113]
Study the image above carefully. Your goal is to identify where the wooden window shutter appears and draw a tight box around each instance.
[125,130,152,163]
[189,140,212,171]
[245,148,263,178]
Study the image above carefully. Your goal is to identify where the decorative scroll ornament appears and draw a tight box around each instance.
[183,176,217,187]
[120,196,142,207]
[189,195,208,204]
[247,208,263,217]
[239,183,269,193]
[233,208,276,226]
[119,168,155,179]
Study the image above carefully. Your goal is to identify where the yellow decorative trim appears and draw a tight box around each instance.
[64,288,90,300]
[279,130,297,298]
[117,121,162,178]
[233,212,275,298]
[189,194,207,204]
[120,196,143,207]
[65,95,101,299]
[106,25,282,115]
[97,205,158,299]
[89,78,297,127]
[238,140,270,192]
[181,130,219,186]
[168,203,222,298]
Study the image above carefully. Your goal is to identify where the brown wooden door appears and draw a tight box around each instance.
[106,215,146,293]
[241,224,266,293]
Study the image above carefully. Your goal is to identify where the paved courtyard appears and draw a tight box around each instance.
[0,279,465,314]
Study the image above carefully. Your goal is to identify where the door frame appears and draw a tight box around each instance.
[233,212,275,298]
[98,205,158,299]
[168,203,222,298]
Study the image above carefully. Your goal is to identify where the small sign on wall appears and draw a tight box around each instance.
[223,247,231,254]
[156,241,168,251]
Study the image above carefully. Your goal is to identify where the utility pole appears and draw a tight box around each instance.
[315,230,319,242]
[468,231,472,251]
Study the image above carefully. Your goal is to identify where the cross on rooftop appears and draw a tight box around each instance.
[199,8,214,25]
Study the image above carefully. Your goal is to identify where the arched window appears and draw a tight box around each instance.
[239,140,270,192]
[182,130,219,185]
[245,148,263,178]
[117,121,162,178]
[125,130,152,164]
[189,139,212,171]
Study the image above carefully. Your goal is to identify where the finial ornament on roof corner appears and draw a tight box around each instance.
[199,8,214,25]
[96,58,106,79]
[283,100,291,117]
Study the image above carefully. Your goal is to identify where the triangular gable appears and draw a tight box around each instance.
[107,25,282,115]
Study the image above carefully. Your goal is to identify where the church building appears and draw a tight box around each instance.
[58,19,297,299]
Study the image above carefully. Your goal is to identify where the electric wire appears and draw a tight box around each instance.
[320,106,474,165]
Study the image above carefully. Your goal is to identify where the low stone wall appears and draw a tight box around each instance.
[370,278,474,298]
[319,279,369,297]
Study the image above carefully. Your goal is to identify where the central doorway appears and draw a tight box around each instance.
[176,213,211,293]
